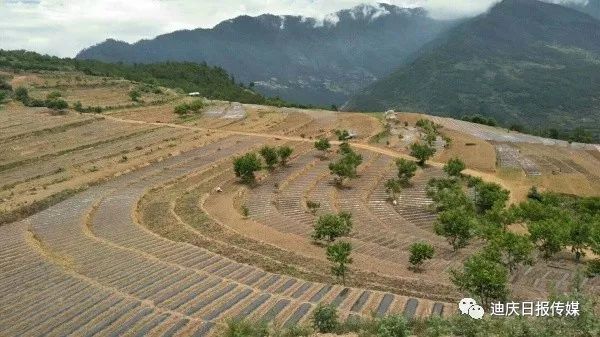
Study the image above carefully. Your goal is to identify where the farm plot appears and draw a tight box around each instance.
[0,104,96,140]
[245,149,464,280]
[0,135,453,337]
[495,144,541,176]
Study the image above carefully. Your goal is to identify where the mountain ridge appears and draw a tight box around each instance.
[76,4,455,106]
[345,0,600,140]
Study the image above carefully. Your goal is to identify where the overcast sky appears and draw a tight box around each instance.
[0,0,587,57]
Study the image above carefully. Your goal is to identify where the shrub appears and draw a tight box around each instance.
[306,200,321,214]
[377,315,409,337]
[586,259,600,278]
[334,129,350,141]
[73,101,83,112]
[174,103,190,115]
[241,205,249,217]
[188,99,204,112]
[129,89,141,102]
[14,86,29,103]
[312,304,339,333]
[314,138,331,153]
[224,319,268,337]
[0,80,12,91]
[46,98,68,111]
[46,91,62,100]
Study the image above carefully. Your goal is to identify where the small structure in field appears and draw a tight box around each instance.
[188,92,200,97]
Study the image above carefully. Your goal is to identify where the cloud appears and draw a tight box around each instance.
[0,0,586,57]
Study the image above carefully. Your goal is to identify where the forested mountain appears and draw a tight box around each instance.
[346,0,600,140]
[76,4,454,106]
[0,50,297,107]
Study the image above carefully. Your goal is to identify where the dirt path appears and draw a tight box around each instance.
[104,114,518,202]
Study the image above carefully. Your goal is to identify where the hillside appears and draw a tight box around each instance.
[345,0,600,141]
[0,50,296,107]
[567,0,600,19]
[75,4,454,106]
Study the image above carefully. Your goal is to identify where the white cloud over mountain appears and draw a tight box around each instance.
[0,0,589,57]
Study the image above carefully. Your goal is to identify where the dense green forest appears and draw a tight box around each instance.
[0,49,311,108]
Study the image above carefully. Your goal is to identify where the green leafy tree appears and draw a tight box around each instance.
[312,213,353,243]
[233,152,262,184]
[314,138,331,156]
[410,142,436,166]
[312,304,339,333]
[329,151,362,186]
[444,158,466,177]
[385,178,402,201]
[396,158,418,186]
[408,242,435,271]
[474,181,510,213]
[529,218,567,259]
[0,91,6,103]
[435,207,476,251]
[568,219,591,262]
[259,146,279,170]
[326,240,353,285]
[486,232,534,273]
[450,253,509,309]
[427,178,472,213]
[277,146,293,166]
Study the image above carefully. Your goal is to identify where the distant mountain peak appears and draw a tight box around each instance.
[76,3,451,106]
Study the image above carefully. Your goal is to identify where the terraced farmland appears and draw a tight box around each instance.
[0,135,454,337]
[1,71,599,336]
